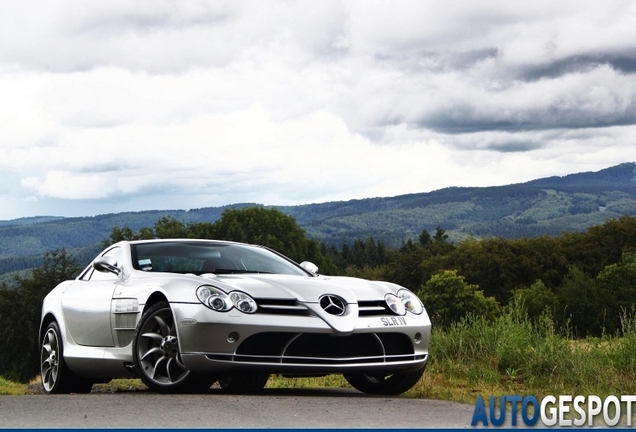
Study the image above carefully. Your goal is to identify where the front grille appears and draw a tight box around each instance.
[210,332,420,365]
[358,300,391,316]
[255,298,313,316]
[254,298,398,317]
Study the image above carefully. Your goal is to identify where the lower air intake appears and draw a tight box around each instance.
[230,332,416,365]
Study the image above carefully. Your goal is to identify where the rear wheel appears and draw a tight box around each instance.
[40,321,93,394]
[344,367,425,395]
[218,373,269,393]
[133,301,215,393]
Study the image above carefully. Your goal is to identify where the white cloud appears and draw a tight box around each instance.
[22,171,114,200]
[0,0,635,220]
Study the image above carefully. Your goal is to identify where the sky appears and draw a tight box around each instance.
[1,1,636,220]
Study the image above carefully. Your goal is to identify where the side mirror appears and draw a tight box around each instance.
[300,261,319,275]
[93,256,121,276]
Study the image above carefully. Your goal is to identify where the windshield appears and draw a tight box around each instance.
[131,241,308,276]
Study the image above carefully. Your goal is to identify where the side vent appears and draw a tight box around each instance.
[112,299,140,347]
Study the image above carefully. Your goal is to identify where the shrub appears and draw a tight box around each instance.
[418,270,500,326]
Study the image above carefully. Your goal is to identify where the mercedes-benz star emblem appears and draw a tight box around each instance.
[320,295,346,316]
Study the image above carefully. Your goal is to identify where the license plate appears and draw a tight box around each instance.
[381,316,407,326]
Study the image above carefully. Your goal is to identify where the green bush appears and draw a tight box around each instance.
[512,280,558,320]
[418,270,500,326]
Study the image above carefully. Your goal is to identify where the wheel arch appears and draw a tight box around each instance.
[142,291,169,315]
[39,312,59,344]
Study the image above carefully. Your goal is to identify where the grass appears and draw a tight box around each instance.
[406,301,636,404]
[92,378,148,392]
[4,303,636,403]
[0,376,28,395]
[266,374,349,389]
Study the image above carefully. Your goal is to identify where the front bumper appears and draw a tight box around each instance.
[172,303,431,374]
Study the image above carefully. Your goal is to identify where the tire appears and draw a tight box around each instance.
[40,321,93,394]
[218,373,269,393]
[133,301,215,393]
[344,367,425,395]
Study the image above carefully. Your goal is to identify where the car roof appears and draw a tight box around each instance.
[127,238,237,245]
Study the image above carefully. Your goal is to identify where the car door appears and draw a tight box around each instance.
[61,247,123,347]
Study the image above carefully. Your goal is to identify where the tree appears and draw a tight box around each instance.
[418,229,432,246]
[512,280,559,320]
[433,225,448,243]
[336,237,388,269]
[417,270,500,326]
[596,252,636,334]
[556,265,604,336]
[0,249,81,382]
[562,215,636,277]
[383,242,428,292]
[209,207,307,257]
[442,236,568,303]
[102,206,337,274]
[210,207,336,273]
[154,216,193,239]
[101,225,154,247]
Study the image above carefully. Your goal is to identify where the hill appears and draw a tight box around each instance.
[1,162,635,276]
[282,162,636,244]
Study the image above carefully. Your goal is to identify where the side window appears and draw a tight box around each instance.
[88,247,123,281]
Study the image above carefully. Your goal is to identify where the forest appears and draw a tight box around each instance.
[330,216,636,338]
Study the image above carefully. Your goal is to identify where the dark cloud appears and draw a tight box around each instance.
[484,141,545,153]
[375,48,499,73]
[355,40,636,140]
[420,119,541,134]
[419,105,636,134]
[519,52,636,81]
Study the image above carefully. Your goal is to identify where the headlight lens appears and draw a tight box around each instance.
[196,285,258,314]
[385,293,406,316]
[209,295,230,311]
[229,291,258,314]
[398,289,424,315]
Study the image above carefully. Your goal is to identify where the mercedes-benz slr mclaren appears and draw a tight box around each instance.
[40,239,431,394]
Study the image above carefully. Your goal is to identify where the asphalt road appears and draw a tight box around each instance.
[0,388,475,428]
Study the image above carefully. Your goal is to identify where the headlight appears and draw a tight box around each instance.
[397,289,424,315]
[385,293,406,316]
[197,286,232,312]
[196,285,258,314]
[229,291,258,314]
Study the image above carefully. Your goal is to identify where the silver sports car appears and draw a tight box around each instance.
[40,239,431,395]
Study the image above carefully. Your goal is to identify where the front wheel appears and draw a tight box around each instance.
[133,301,215,393]
[40,321,93,394]
[344,367,425,395]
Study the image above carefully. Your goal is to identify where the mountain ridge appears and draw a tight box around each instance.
[1,162,635,276]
